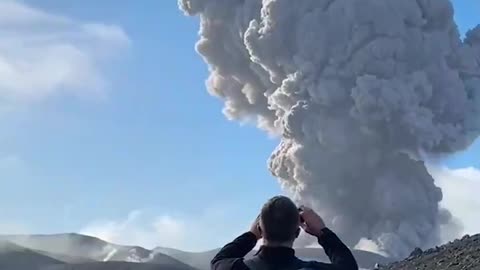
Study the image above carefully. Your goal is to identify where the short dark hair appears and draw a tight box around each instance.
[260,196,300,243]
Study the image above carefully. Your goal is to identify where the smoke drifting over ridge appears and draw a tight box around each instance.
[179,0,480,258]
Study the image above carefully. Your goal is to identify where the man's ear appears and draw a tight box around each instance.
[295,228,300,239]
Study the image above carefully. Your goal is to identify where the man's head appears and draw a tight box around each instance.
[259,196,301,245]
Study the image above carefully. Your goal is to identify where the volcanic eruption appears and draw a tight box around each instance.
[179,0,480,258]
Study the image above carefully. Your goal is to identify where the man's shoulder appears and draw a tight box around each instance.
[244,257,326,270]
[296,260,332,270]
[212,257,250,270]
[299,260,332,269]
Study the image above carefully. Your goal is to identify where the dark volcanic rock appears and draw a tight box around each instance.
[409,247,423,258]
[378,234,480,270]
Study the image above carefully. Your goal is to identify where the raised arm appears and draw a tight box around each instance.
[210,216,261,270]
[316,227,358,270]
[299,207,358,270]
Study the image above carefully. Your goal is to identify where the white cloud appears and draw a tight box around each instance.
[80,211,186,249]
[429,166,480,237]
[0,0,130,104]
[354,238,386,256]
[152,215,187,244]
[79,206,242,251]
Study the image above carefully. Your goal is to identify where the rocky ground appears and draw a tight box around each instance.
[377,234,480,270]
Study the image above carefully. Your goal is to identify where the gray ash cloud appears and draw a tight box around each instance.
[179,0,480,258]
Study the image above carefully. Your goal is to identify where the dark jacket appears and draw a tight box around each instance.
[211,228,358,270]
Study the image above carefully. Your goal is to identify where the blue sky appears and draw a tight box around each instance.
[0,0,478,251]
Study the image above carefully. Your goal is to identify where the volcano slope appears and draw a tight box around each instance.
[378,234,480,270]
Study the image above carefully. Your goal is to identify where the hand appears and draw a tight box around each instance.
[299,206,326,237]
[249,214,262,240]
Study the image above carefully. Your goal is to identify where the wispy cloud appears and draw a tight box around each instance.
[80,206,244,251]
[430,166,480,237]
[80,211,187,250]
[0,0,130,105]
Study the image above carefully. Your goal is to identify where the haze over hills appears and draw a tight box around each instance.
[0,233,390,270]
[2,232,480,269]
[0,234,197,270]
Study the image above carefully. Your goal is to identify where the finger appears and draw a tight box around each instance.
[300,205,312,212]
[299,222,307,230]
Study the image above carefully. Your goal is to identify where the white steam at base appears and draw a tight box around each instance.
[179,0,480,258]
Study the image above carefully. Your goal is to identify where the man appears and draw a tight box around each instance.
[211,196,358,270]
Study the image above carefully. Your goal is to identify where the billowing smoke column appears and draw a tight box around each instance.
[179,0,480,258]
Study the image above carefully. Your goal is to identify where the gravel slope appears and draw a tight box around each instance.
[378,234,480,270]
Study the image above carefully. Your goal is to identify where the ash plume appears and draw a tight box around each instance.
[179,0,480,258]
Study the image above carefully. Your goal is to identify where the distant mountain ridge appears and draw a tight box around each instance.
[0,234,197,270]
[0,233,390,270]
